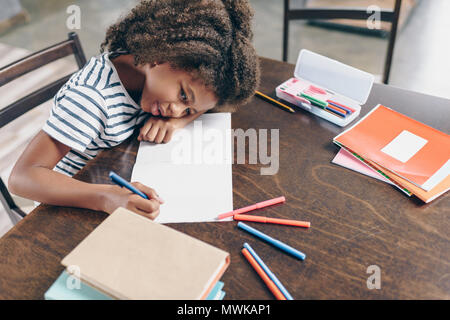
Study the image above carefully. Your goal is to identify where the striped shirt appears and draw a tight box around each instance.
[43,52,148,176]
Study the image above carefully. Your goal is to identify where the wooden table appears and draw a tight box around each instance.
[0,58,449,300]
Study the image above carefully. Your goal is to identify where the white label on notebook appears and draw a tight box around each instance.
[381,130,428,163]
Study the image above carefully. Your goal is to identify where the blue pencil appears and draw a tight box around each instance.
[109,171,148,199]
[237,222,306,260]
[243,243,294,300]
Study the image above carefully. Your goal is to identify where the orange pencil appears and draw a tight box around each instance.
[234,214,310,228]
[241,248,286,300]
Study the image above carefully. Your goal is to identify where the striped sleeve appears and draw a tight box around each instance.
[42,85,107,152]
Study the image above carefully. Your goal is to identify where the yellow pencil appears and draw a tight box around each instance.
[254,90,295,113]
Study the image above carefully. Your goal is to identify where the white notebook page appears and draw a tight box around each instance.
[131,113,233,223]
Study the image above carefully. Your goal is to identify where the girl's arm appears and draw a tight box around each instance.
[8,131,162,219]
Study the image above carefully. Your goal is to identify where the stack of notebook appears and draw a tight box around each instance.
[45,207,230,300]
[333,104,450,203]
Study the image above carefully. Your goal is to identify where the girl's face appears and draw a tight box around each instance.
[139,63,218,118]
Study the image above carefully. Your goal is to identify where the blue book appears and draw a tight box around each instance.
[44,270,112,300]
[45,271,225,300]
[206,281,224,300]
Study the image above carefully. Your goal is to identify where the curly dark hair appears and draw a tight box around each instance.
[100,0,260,112]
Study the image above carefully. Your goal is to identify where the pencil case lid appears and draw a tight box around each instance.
[294,49,374,105]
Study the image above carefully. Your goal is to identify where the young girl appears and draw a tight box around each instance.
[8,0,260,220]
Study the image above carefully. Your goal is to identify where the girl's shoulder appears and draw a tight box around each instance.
[55,52,139,111]
[66,52,115,92]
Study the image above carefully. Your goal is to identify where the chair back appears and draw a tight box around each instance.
[0,32,86,128]
[282,0,402,84]
[0,32,87,225]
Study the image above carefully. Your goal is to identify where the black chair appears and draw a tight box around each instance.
[283,0,402,84]
[0,32,86,225]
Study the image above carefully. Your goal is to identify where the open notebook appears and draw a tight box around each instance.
[131,113,233,223]
[61,207,230,300]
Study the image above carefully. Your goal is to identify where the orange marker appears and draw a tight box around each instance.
[327,99,356,113]
[241,248,286,300]
[234,214,310,228]
[216,196,286,220]
[327,103,348,115]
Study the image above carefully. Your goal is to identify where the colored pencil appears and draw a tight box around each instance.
[255,90,295,113]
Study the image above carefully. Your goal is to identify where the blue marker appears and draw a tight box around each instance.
[326,106,347,117]
[243,243,293,300]
[109,171,148,199]
[328,101,353,114]
[237,222,306,260]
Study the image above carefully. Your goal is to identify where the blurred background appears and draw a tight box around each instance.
[0,0,449,236]
[2,0,450,96]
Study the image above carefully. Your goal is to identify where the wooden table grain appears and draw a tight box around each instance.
[0,57,449,300]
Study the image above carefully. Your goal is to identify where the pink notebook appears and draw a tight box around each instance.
[332,148,393,185]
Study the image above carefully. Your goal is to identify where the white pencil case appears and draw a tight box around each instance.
[276,49,374,127]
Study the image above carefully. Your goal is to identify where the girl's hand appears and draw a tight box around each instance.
[138,117,182,144]
[101,182,164,220]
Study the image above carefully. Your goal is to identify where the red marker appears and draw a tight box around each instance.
[216,196,286,220]
[233,214,310,228]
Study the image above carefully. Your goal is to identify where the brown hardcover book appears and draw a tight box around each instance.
[62,207,230,300]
